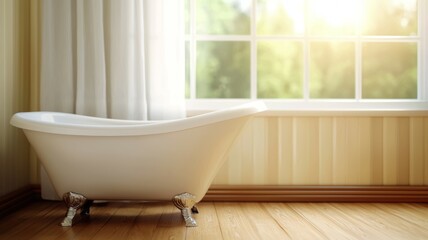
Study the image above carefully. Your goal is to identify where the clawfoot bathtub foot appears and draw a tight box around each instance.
[61,192,88,227]
[172,192,198,227]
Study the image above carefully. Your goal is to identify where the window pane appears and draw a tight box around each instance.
[362,43,417,99]
[196,41,250,98]
[310,42,355,98]
[362,0,418,36]
[256,0,304,35]
[308,0,359,35]
[184,0,190,34]
[196,0,251,35]
[257,41,303,98]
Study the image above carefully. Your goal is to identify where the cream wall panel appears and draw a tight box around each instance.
[383,118,399,185]
[239,119,254,184]
[252,118,268,184]
[410,118,424,185]
[318,117,333,184]
[358,118,372,185]
[333,118,348,184]
[2,9,6,189]
[213,116,428,186]
[397,118,410,185]
[370,118,384,185]
[356,117,373,185]
[1,0,6,193]
[356,118,370,184]
[4,0,12,194]
[278,117,293,184]
[267,117,279,184]
[0,0,31,197]
[334,118,371,185]
[383,118,411,185]
[293,117,319,184]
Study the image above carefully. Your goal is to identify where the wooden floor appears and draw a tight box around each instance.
[1,201,428,239]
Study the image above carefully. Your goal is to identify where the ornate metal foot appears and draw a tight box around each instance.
[61,192,88,227]
[172,192,198,227]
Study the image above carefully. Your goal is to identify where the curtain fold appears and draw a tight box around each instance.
[144,0,185,120]
[41,0,185,120]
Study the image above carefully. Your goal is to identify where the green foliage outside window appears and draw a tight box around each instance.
[196,41,250,98]
[186,0,418,99]
[257,41,303,98]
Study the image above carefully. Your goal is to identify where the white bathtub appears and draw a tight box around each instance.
[10,101,267,227]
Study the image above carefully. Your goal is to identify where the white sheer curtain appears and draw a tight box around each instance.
[41,0,185,120]
[40,0,185,199]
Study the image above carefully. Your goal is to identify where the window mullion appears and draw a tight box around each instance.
[355,1,362,101]
[251,0,257,100]
[189,0,196,99]
[303,0,310,100]
[355,41,362,101]
[419,0,427,100]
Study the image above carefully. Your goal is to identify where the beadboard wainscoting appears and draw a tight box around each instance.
[212,115,428,186]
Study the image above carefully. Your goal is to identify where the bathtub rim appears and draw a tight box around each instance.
[10,101,267,136]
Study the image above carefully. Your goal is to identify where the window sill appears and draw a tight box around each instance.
[186,99,428,117]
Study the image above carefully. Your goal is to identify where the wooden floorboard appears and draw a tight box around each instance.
[262,202,328,239]
[185,202,223,240]
[125,202,165,240]
[1,200,428,240]
[287,203,360,239]
[239,202,290,239]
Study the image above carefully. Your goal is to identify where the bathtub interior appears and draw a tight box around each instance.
[10,101,267,136]
[44,113,159,126]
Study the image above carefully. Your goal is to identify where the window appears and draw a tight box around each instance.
[185,0,428,110]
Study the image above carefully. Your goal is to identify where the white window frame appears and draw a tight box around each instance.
[185,0,428,112]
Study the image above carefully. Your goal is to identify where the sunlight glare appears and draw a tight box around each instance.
[309,0,359,29]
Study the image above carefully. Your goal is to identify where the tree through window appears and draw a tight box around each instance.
[185,0,421,101]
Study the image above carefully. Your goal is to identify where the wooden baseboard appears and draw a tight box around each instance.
[204,185,428,202]
[1,185,426,216]
[0,185,40,218]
